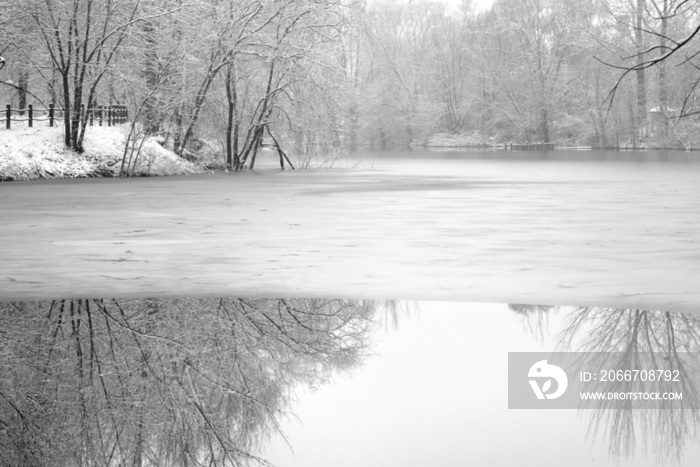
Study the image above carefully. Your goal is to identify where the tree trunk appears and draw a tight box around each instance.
[142,19,160,134]
[657,0,669,139]
[49,67,58,106]
[540,107,550,143]
[237,60,276,170]
[173,106,183,153]
[635,0,647,144]
[61,72,72,148]
[225,62,239,169]
[17,68,28,115]
[348,101,358,151]
[629,96,637,149]
[70,84,84,152]
[177,50,230,156]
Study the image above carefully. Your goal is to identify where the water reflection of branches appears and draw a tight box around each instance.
[511,304,700,465]
[0,298,379,467]
[563,307,700,464]
[508,304,555,342]
[378,300,419,331]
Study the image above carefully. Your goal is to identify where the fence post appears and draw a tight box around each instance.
[49,104,54,127]
[5,104,10,129]
[28,105,33,128]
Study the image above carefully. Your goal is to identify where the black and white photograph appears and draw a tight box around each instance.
[2,0,700,465]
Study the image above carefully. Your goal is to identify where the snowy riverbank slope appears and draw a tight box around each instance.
[0,126,199,181]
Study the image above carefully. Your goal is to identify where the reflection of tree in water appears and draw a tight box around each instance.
[510,304,700,464]
[0,298,378,466]
[508,304,555,342]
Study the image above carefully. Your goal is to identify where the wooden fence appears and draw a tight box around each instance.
[0,104,128,129]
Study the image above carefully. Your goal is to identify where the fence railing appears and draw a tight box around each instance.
[0,104,128,129]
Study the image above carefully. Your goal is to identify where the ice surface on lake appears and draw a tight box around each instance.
[1,150,699,312]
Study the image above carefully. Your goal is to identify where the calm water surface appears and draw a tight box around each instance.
[357,147,700,163]
[4,298,698,465]
[262,301,700,467]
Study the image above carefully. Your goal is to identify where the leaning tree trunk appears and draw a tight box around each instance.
[266,126,294,170]
[177,48,231,156]
[236,60,276,170]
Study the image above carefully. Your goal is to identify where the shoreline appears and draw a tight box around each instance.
[4,125,700,182]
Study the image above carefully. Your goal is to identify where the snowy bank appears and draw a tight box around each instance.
[0,126,200,181]
[423,132,492,148]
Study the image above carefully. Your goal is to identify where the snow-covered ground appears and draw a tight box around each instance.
[1,152,699,312]
[424,131,491,147]
[0,125,199,180]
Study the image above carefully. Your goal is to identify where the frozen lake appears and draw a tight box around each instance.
[1,149,699,311]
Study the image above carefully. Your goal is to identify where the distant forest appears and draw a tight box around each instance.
[2,0,700,161]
